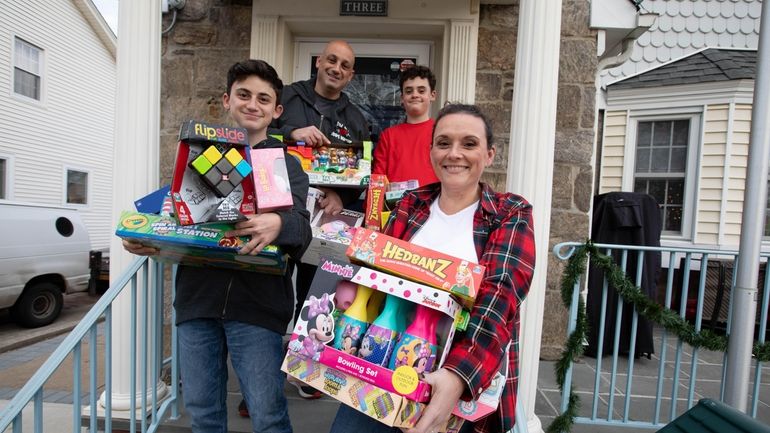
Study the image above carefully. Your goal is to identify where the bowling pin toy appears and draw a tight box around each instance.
[388,305,442,375]
[333,280,358,322]
[358,294,406,366]
[366,290,386,322]
[333,284,373,355]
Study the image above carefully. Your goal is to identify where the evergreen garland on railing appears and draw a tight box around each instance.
[547,241,770,433]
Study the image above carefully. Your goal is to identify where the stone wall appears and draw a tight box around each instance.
[475,1,596,360]
[160,0,253,186]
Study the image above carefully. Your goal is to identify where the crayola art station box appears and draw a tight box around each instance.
[115,211,286,274]
[171,120,257,225]
[346,228,484,308]
[282,257,487,431]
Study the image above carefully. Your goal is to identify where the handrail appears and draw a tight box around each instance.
[549,240,770,432]
[0,253,178,433]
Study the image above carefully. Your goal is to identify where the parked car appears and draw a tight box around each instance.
[0,202,93,327]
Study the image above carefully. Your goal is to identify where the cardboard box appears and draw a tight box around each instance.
[115,211,286,274]
[250,148,293,213]
[300,209,364,265]
[282,258,472,430]
[346,228,484,308]
[286,141,373,188]
[364,174,388,232]
[171,120,257,225]
[134,185,171,214]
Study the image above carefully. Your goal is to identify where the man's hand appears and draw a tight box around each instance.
[318,188,343,215]
[402,368,465,433]
[226,213,283,255]
[122,239,159,256]
[290,126,331,147]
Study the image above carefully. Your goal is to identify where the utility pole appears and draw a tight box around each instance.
[724,0,770,411]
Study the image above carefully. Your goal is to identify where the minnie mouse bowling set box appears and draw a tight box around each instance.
[281,257,492,430]
[115,211,287,274]
[346,228,484,309]
[171,120,257,225]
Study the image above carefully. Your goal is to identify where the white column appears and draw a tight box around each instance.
[250,15,279,68]
[505,1,562,432]
[446,19,478,104]
[101,0,167,411]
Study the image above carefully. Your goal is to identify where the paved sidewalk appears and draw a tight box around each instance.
[1,299,769,433]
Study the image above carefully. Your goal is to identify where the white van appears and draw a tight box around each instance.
[0,202,92,327]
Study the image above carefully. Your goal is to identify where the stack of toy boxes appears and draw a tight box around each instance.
[285,139,373,188]
[282,227,504,431]
[300,207,364,265]
[115,120,289,274]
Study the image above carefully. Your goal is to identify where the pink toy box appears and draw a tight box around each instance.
[281,257,501,431]
[250,148,293,213]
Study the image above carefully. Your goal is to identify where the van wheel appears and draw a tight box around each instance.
[11,283,64,328]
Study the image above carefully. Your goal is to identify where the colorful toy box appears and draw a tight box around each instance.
[346,228,484,308]
[300,209,364,265]
[282,258,471,430]
[285,139,373,188]
[115,211,286,274]
[250,148,293,213]
[364,174,388,232]
[171,120,257,225]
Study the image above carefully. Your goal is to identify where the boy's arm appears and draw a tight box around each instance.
[270,153,312,260]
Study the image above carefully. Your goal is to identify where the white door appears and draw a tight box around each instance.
[295,41,432,142]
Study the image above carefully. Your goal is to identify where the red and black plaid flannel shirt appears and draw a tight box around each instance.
[383,182,536,433]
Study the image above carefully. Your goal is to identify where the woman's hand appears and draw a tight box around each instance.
[226,213,282,255]
[122,239,159,256]
[402,368,465,433]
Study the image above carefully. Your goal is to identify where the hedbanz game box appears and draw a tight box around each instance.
[346,227,484,308]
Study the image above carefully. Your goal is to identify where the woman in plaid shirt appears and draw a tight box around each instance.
[329,104,536,433]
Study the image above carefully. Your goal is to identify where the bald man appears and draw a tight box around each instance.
[268,40,371,401]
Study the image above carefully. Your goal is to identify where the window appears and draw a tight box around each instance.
[632,119,691,235]
[0,158,6,200]
[66,169,88,205]
[13,37,43,100]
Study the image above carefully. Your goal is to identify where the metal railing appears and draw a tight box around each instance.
[0,257,180,433]
[552,241,770,430]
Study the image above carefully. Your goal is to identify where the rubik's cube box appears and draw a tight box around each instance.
[282,257,470,430]
[284,139,374,188]
[171,120,257,225]
[346,228,484,309]
[115,211,286,274]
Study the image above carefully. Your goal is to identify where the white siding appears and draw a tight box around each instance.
[695,104,728,246]
[0,0,116,250]
[599,110,627,193]
[723,104,752,246]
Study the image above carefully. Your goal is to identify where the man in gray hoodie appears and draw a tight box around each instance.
[270,40,371,399]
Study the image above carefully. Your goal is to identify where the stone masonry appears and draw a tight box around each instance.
[476,1,596,360]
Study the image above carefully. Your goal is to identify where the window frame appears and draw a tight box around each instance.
[63,167,90,207]
[623,110,702,240]
[11,36,45,104]
[0,154,13,201]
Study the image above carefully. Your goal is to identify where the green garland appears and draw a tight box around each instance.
[547,241,770,433]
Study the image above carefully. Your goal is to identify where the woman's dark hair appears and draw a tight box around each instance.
[226,59,283,103]
[433,103,494,149]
